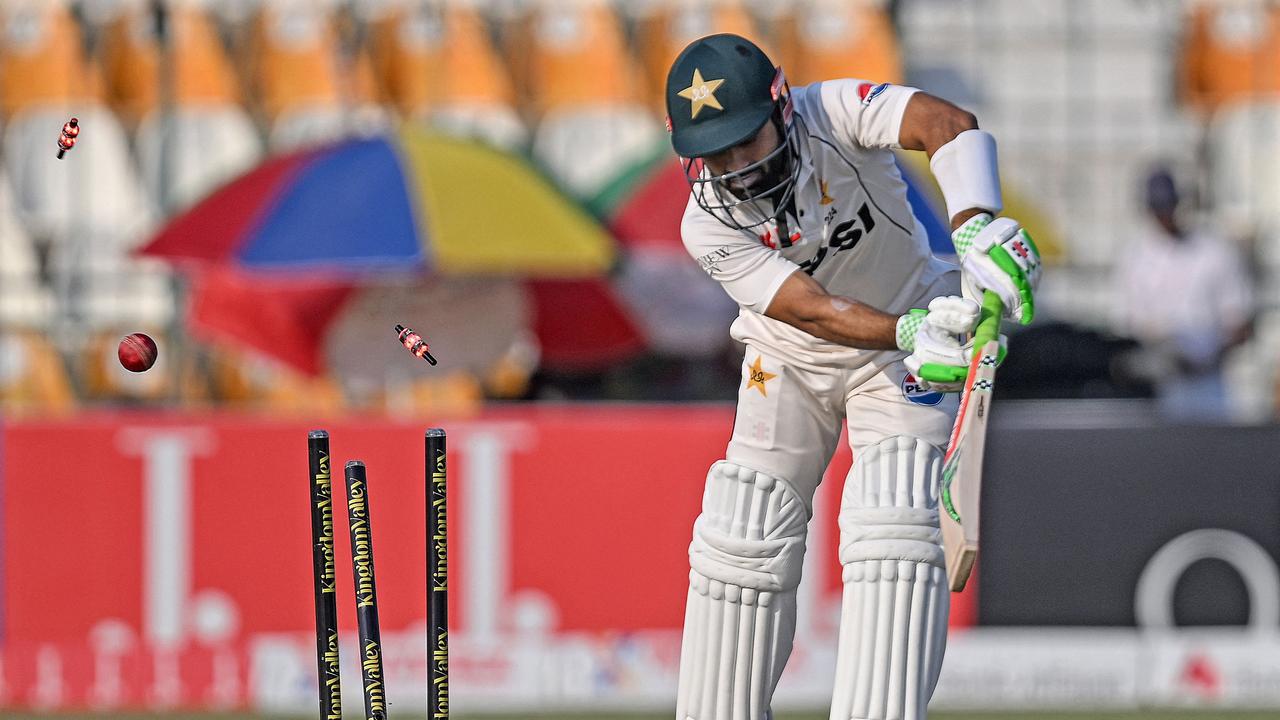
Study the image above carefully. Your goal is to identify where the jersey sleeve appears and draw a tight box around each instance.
[805,78,919,151]
[681,197,799,314]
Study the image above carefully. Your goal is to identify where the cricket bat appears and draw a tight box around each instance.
[939,290,1003,592]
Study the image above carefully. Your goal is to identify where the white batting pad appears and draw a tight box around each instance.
[677,461,809,720]
[831,436,949,720]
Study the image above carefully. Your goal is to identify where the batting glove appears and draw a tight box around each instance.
[952,213,1042,325]
[896,296,981,392]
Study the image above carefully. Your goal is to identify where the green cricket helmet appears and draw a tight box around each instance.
[665,33,800,234]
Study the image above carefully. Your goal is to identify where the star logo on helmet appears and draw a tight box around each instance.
[678,68,726,119]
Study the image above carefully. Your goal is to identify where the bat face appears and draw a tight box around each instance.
[939,339,1000,592]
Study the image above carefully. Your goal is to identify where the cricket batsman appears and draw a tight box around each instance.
[667,35,1041,719]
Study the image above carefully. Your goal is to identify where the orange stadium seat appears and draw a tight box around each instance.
[634,0,771,108]
[380,372,485,416]
[525,0,662,197]
[345,42,394,137]
[523,0,648,114]
[0,331,76,415]
[206,342,486,415]
[99,1,245,124]
[207,347,349,414]
[246,1,350,149]
[0,0,103,118]
[481,335,540,399]
[775,0,903,86]
[368,2,526,148]
[99,1,263,211]
[1180,2,1280,114]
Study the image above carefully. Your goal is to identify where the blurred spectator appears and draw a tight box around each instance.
[1113,166,1255,421]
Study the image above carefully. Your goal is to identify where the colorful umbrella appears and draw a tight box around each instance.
[146,129,615,276]
[143,128,644,375]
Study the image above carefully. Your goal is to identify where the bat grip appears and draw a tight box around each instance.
[974,290,1004,347]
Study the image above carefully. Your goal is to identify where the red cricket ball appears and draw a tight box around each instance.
[118,332,158,373]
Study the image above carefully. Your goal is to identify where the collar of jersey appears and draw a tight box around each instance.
[792,117,817,195]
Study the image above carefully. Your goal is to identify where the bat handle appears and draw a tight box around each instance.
[974,290,1004,347]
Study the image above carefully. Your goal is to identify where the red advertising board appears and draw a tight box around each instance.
[0,408,974,711]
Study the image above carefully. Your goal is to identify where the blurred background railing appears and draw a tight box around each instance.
[0,0,1276,421]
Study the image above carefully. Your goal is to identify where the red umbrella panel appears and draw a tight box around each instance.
[188,269,643,377]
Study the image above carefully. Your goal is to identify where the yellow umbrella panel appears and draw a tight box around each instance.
[399,129,616,278]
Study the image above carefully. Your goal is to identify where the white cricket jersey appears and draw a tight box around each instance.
[682,79,956,369]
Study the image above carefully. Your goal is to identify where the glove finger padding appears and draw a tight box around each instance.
[914,324,969,366]
[905,354,965,392]
[960,257,1021,319]
[907,321,970,392]
[925,296,980,335]
[897,294,990,393]
[912,332,1009,392]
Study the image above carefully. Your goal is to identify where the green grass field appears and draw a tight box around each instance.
[2,707,1280,712]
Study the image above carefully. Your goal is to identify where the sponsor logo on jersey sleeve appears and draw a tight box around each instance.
[858,82,890,106]
[695,246,731,274]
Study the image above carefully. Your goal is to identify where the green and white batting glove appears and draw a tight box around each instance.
[896,296,981,392]
[952,213,1042,325]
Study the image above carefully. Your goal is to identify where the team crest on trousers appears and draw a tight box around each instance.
[746,356,777,396]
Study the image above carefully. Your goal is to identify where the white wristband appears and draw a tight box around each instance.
[929,128,1003,221]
